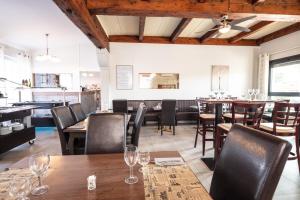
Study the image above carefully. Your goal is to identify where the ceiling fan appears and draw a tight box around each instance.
[197,0,256,36]
[197,15,256,36]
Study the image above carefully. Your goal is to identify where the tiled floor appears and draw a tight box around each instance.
[0,125,299,199]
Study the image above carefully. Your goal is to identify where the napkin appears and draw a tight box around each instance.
[154,157,184,166]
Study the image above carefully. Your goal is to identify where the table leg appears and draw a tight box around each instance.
[214,103,223,161]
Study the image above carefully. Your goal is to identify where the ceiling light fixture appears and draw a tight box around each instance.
[218,24,231,34]
[35,33,60,62]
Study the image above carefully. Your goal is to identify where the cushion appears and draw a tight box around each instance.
[223,113,244,119]
[260,123,295,136]
[217,123,232,132]
[199,113,215,120]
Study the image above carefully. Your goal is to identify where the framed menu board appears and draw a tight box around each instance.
[116,65,133,90]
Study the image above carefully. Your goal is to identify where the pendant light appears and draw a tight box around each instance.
[35,33,60,62]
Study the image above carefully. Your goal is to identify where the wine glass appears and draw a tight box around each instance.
[124,145,139,184]
[29,152,50,195]
[247,89,254,100]
[138,151,150,173]
[8,177,31,200]
[255,89,260,100]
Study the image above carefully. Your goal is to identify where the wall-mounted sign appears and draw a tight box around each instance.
[116,65,133,90]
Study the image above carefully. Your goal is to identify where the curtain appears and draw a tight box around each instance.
[257,53,270,98]
[0,45,4,77]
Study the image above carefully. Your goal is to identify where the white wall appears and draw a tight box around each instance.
[31,43,100,91]
[108,43,258,100]
[259,31,300,60]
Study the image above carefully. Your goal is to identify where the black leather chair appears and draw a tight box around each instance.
[85,113,126,154]
[69,103,86,123]
[158,99,177,135]
[51,106,77,155]
[112,99,128,113]
[210,124,292,200]
[127,103,147,146]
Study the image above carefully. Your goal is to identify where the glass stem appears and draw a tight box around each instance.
[38,176,42,187]
[130,166,133,178]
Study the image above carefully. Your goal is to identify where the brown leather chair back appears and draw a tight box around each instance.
[85,113,126,154]
[131,104,147,146]
[210,124,292,200]
[69,103,86,123]
[51,106,76,155]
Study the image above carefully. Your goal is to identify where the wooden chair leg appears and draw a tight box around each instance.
[161,126,163,136]
[194,131,199,148]
[295,129,300,172]
[194,119,200,148]
[202,123,206,156]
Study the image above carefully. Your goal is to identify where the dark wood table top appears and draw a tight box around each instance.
[64,114,131,133]
[10,151,191,200]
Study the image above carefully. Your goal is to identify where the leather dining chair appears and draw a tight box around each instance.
[158,99,177,135]
[127,103,147,146]
[112,99,128,113]
[85,113,126,154]
[210,124,292,200]
[51,106,82,155]
[69,103,86,123]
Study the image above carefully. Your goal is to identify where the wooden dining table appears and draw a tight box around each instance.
[63,114,131,154]
[10,151,212,200]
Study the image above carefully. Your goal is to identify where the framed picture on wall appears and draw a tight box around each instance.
[211,65,229,91]
[116,65,133,90]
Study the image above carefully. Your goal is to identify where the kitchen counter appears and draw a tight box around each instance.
[0,105,39,114]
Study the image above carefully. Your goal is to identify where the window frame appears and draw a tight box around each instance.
[268,54,300,97]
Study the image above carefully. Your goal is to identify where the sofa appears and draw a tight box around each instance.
[119,99,198,125]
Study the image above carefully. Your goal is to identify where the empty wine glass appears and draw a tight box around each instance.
[124,146,139,184]
[8,177,31,200]
[255,89,260,100]
[247,89,254,100]
[29,152,50,195]
[138,151,150,173]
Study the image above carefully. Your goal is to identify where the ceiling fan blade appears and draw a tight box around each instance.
[196,27,219,33]
[231,25,251,32]
[214,32,222,38]
[230,16,257,25]
[212,18,222,26]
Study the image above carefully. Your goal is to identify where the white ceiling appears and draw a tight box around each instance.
[244,22,296,39]
[97,15,295,41]
[0,0,91,50]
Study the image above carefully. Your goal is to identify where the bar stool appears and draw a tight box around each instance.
[259,102,300,172]
[215,101,266,159]
[194,100,215,156]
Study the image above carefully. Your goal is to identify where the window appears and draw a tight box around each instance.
[268,54,300,96]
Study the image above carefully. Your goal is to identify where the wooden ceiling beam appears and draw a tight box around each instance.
[87,0,300,22]
[109,35,258,46]
[53,0,109,50]
[229,21,273,43]
[257,22,300,45]
[170,18,192,42]
[250,0,266,5]
[199,26,219,43]
[139,16,146,42]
